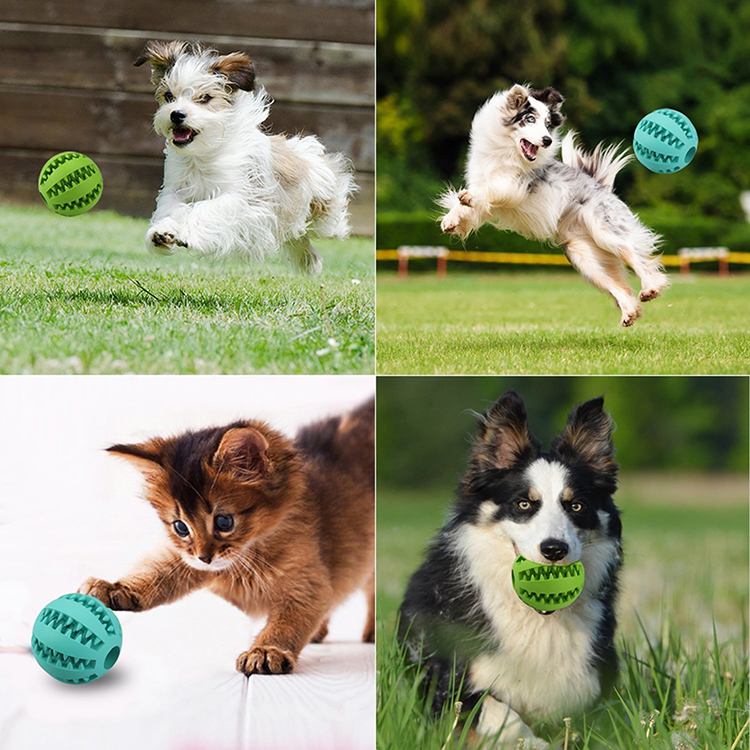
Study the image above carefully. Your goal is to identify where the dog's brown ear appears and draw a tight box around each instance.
[551,397,617,481]
[134,40,190,84]
[471,391,539,471]
[211,52,256,92]
[505,84,530,111]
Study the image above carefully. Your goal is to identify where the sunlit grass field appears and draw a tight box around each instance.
[377,474,749,749]
[376,272,750,375]
[0,205,374,374]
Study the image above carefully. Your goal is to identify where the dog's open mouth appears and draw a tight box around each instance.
[172,127,197,147]
[520,138,539,162]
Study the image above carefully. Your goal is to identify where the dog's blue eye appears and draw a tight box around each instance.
[215,514,234,531]
[526,115,535,123]
[173,519,190,537]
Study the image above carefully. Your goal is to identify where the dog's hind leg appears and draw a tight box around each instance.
[618,246,671,303]
[284,236,323,275]
[476,695,549,749]
[565,238,642,327]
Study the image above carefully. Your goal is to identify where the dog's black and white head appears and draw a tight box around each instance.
[476,84,565,168]
[457,391,620,567]
[134,40,256,152]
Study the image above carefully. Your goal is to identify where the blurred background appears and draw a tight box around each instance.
[377,376,749,648]
[0,0,374,233]
[377,0,750,255]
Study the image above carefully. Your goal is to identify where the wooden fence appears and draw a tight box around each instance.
[0,0,374,233]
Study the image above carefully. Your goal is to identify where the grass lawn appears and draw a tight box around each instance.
[377,271,750,374]
[377,475,749,749]
[0,205,374,374]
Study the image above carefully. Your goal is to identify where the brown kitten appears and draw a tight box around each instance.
[80,399,374,675]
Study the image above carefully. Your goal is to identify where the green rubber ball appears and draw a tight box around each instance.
[31,593,122,683]
[633,109,698,174]
[511,555,585,611]
[38,152,103,216]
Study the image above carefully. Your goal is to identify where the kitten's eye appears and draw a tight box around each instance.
[198,94,213,104]
[173,519,190,537]
[164,91,175,103]
[526,115,536,124]
[571,502,584,513]
[517,500,532,510]
[215,513,234,532]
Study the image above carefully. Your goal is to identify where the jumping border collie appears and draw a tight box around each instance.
[439,84,670,327]
[399,391,622,748]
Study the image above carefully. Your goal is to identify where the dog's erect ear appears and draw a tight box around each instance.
[211,52,256,92]
[551,397,617,480]
[213,427,269,482]
[471,391,539,471]
[134,40,192,84]
[505,84,530,112]
[107,439,166,482]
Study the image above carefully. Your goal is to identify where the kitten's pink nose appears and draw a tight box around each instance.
[198,554,213,564]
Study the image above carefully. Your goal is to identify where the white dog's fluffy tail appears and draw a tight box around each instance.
[561,131,632,191]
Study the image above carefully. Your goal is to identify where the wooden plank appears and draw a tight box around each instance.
[0,0,375,45]
[0,25,374,107]
[0,149,374,234]
[0,85,374,171]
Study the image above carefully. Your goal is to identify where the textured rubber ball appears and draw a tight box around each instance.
[38,152,103,216]
[31,593,123,683]
[511,555,585,612]
[632,109,698,174]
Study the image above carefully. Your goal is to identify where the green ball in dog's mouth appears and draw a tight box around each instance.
[511,554,585,612]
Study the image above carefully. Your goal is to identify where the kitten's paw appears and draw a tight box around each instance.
[79,578,141,611]
[311,621,329,644]
[362,621,375,643]
[236,646,296,675]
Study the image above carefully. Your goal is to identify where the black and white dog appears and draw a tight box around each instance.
[399,391,622,748]
[439,84,669,326]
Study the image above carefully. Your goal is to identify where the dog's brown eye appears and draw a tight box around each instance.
[571,502,583,512]
[198,94,213,104]
[164,91,175,103]
[517,500,532,510]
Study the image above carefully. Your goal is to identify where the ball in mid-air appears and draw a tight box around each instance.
[511,555,585,611]
[38,152,103,216]
[31,593,122,683]
[633,109,698,174]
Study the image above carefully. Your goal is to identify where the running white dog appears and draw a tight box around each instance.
[135,40,356,273]
[440,84,669,326]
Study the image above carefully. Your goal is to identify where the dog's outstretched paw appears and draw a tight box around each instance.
[236,646,296,675]
[639,286,665,303]
[620,307,642,327]
[147,227,188,255]
[457,189,474,207]
[79,578,141,611]
[441,206,471,239]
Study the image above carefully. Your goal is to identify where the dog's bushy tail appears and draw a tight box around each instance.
[561,131,631,191]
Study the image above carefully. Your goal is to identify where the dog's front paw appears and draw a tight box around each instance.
[79,578,141,611]
[147,226,188,255]
[236,646,296,675]
[457,189,474,207]
[440,206,472,239]
[620,306,642,327]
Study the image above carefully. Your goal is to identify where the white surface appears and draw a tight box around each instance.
[0,376,375,750]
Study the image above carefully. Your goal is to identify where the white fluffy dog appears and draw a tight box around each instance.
[440,84,669,326]
[134,40,356,273]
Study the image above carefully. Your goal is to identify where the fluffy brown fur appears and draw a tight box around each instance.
[80,399,374,675]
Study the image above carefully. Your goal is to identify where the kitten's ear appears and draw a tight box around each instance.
[211,52,256,92]
[551,397,617,479]
[107,440,165,480]
[505,84,530,111]
[213,427,269,482]
[471,391,539,471]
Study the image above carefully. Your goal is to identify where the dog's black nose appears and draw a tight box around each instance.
[542,136,553,147]
[171,110,187,125]
[540,539,568,562]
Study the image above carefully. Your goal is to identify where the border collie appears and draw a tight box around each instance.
[399,391,622,748]
[439,84,669,326]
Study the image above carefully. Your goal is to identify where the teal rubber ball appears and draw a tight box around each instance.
[633,109,698,174]
[31,593,122,684]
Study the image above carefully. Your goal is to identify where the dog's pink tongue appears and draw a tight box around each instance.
[173,128,191,143]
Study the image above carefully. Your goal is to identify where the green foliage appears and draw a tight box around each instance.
[378,0,750,218]
[376,377,748,489]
